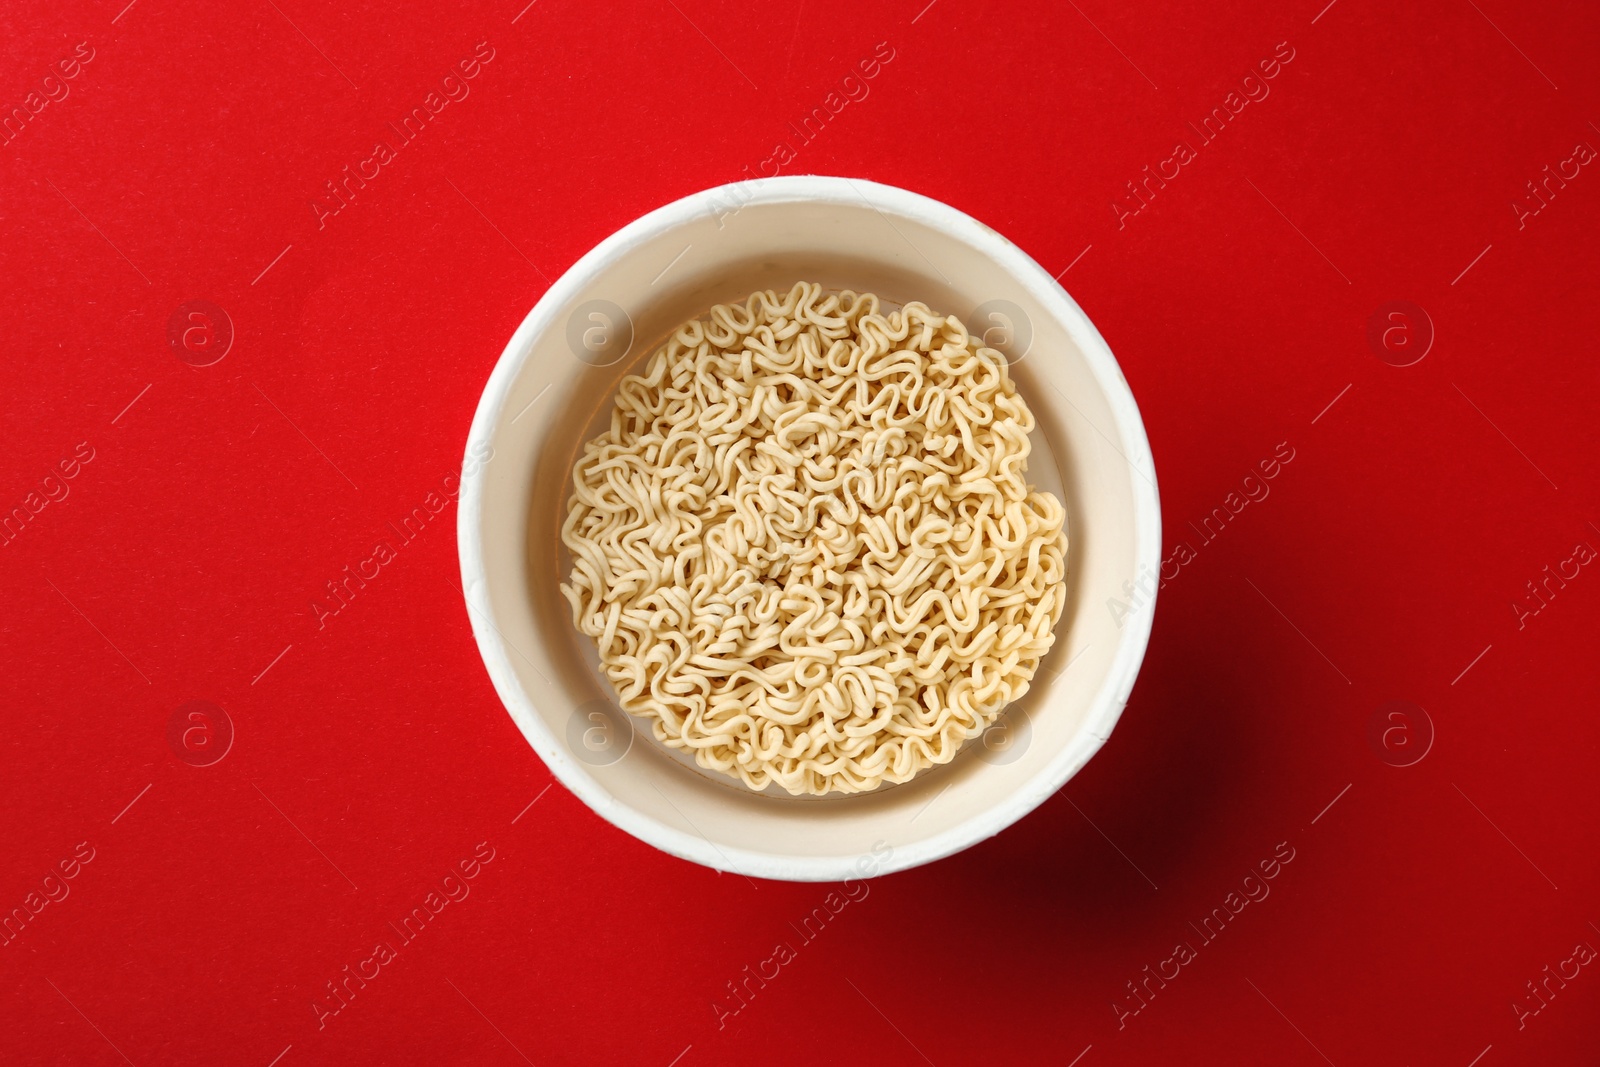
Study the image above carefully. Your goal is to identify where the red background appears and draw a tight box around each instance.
[3,0,1599,1063]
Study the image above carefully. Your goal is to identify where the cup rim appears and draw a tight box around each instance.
[457,174,1161,882]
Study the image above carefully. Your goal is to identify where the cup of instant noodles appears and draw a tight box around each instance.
[458,176,1160,882]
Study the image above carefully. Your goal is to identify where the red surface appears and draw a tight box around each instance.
[3,0,1599,1063]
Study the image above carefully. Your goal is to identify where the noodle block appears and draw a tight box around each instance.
[560,282,1068,795]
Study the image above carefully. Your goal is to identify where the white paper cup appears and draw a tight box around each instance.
[458,176,1160,882]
